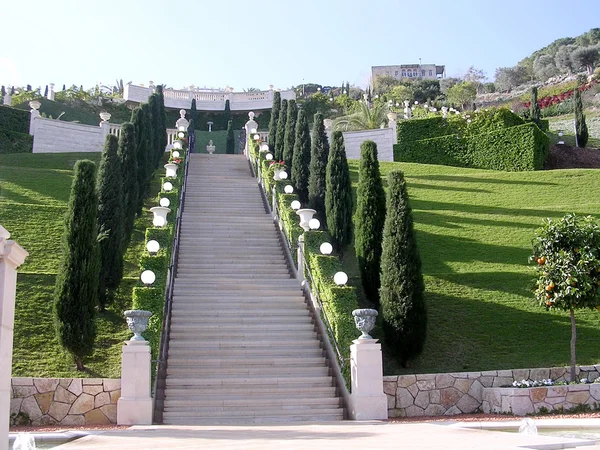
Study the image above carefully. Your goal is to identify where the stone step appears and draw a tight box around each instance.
[166,348,324,359]
[170,303,307,313]
[163,399,339,412]
[176,263,288,270]
[168,314,311,324]
[166,365,329,377]
[169,328,316,339]
[161,410,343,424]
[165,356,325,367]
[163,395,338,409]
[163,385,336,398]
[167,337,319,348]
[169,309,308,318]
[170,297,305,305]
[165,375,334,387]
[177,255,286,263]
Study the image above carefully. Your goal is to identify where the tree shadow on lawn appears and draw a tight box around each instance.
[435,271,534,298]
[384,290,600,375]
[407,181,492,194]
[407,174,559,186]
[415,210,541,231]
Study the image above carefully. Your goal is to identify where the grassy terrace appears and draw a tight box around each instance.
[0,152,155,377]
[345,160,600,375]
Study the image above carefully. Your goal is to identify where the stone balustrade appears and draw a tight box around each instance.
[10,378,120,426]
[384,365,600,417]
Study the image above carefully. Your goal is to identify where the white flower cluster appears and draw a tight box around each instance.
[512,379,554,388]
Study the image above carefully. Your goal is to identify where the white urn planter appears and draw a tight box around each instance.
[150,206,171,227]
[124,310,152,341]
[164,163,178,178]
[352,309,378,339]
[99,112,111,122]
[296,208,317,231]
[206,139,215,155]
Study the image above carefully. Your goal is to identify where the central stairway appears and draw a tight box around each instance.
[162,153,344,424]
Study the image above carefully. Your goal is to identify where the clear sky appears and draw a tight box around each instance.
[0,0,597,92]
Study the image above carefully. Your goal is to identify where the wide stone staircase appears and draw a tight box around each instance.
[162,153,344,424]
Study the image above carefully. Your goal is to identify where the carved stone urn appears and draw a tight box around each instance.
[124,310,152,341]
[352,309,378,340]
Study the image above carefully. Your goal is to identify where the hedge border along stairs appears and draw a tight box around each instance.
[0,104,33,153]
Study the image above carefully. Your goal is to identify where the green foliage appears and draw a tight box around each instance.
[225,120,235,154]
[394,122,549,171]
[574,89,589,148]
[0,129,32,153]
[97,135,124,310]
[145,227,172,251]
[224,99,231,124]
[189,99,198,133]
[396,116,456,143]
[380,171,426,367]
[118,122,138,249]
[148,94,162,169]
[283,99,298,170]
[530,86,541,126]
[355,141,386,307]
[446,81,477,110]
[0,105,29,133]
[53,160,100,370]
[268,91,281,153]
[334,101,388,131]
[325,131,353,256]
[298,92,334,119]
[154,86,168,167]
[308,113,330,220]
[274,99,288,161]
[132,287,163,359]
[291,109,311,204]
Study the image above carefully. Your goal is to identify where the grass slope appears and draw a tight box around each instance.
[0,152,156,377]
[194,130,241,154]
[344,160,600,375]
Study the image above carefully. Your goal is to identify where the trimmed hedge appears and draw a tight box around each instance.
[0,105,29,133]
[132,287,163,359]
[394,122,549,171]
[396,116,456,144]
[0,129,32,154]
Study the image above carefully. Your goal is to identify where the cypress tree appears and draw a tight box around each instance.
[118,122,138,249]
[226,120,235,154]
[131,106,150,211]
[148,94,163,168]
[62,84,66,91]
[268,91,281,153]
[10,86,15,95]
[380,170,426,367]
[44,85,48,97]
[97,135,124,311]
[355,140,386,307]
[308,113,330,220]
[53,160,100,371]
[291,109,311,204]
[283,99,298,171]
[224,99,231,128]
[155,85,168,164]
[325,131,353,257]
[530,86,541,126]
[190,98,199,130]
[274,99,288,161]
[574,88,589,148]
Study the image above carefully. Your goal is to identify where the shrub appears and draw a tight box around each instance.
[396,116,456,143]
[308,113,330,221]
[574,89,589,148]
[380,171,426,367]
[275,99,288,161]
[530,86,541,127]
[132,287,163,359]
[0,105,29,133]
[225,120,235,154]
[355,141,386,307]
[268,91,281,153]
[0,129,32,153]
[291,109,311,204]
[53,160,100,371]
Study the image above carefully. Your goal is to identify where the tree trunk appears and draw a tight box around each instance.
[75,357,85,372]
[570,308,577,382]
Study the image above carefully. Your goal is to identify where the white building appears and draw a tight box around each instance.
[372,64,445,82]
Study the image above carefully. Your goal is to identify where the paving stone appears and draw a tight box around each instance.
[407,383,419,397]
[68,379,83,396]
[456,394,480,413]
[505,395,534,416]
[483,389,502,408]
[497,370,513,377]
[566,390,590,404]
[59,379,71,388]
[12,386,37,398]
[10,398,22,416]
[33,378,59,393]
[397,375,416,388]
[69,393,95,414]
[444,405,461,415]
[589,384,600,401]
[382,376,398,382]
[530,368,550,381]
[100,404,117,423]
[61,414,85,426]
[85,409,111,425]
[492,377,513,387]
[103,379,120,392]
[465,372,482,379]
[95,392,110,408]
[12,378,34,386]
[423,404,446,416]
[405,405,425,417]
[54,385,77,404]
[34,392,53,414]
[440,388,462,408]
[468,380,484,400]
[395,388,414,409]
[513,369,530,381]
[534,402,552,413]
[454,378,474,394]
[386,394,395,410]
[387,409,404,418]
[35,415,58,426]
[530,388,547,403]
[547,386,568,397]
[48,401,71,422]
[20,395,43,421]
[83,385,104,395]
[83,378,104,385]
[479,376,494,388]
[481,371,498,377]
[383,381,397,396]
[549,367,568,381]
[414,391,429,409]
[545,396,567,405]
[435,374,454,389]
[429,390,441,405]
[416,376,435,391]
[109,389,121,404]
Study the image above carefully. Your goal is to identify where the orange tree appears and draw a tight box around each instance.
[531,214,600,382]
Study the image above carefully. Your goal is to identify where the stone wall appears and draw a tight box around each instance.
[384,365,600,417]
[32,117,103,153]
[10,378,120,426]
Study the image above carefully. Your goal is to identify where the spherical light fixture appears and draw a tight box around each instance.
[279,170,288,180]
[172,150,180,158]
[253,134,260,141]
[153,216,166,227]
[163,181,173,192]
[260,143,269,152]
[284,185,294,194]
[159,197,170,207]
[177,131,185,138]
[173,140,182,150]
[250,128,257,134]
[291,200,301,210]
[146,240,160,255]
[320,242,333,255]
[308,218,320,230]
[140,270,156,286]
[265,153,273,161]
[178,125,186,131]
[333,271,348,286]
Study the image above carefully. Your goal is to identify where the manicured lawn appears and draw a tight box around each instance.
[0,152,157,377]
[345,160,600,375]
[194,130,241,154]
[547,111,600,148]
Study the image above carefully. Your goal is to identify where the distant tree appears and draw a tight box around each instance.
[308,113,330,220]
[0,86,5,98]
[299,92,333,120]
[463,66,487,93]
[572,45,600,74]
[530,86,541,126]
[96,135,124,311]
[224,99,231,126]
[62,84,66,91]
[275,99,288,161]
[575,28,600,47]
[574,88,589,148]
[155,85,168,164]
[354,140,386,307]
[26,84,31,91]
[44,85,48,97]
[283,99,298,170]
[333,101,388,131]
[494,66,528,91]
[226,120,235,154]
[10,86,15,95]
[53,160,100,371]
[410,79,441,103]
[148,93,165,169]
[373,75,401,95]
[555,45,578,74]
[380,170,426,368]
[117,122,138,250]
[190,98,199,130]
[325,131,353,257]
[268,91,281,154]
[446,81,477,110]
[389,85,413,103]
[533,55,559,80]
[291,109,311,204]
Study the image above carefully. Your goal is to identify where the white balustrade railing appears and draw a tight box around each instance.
[166,129,178,150]
[108,123,122,139]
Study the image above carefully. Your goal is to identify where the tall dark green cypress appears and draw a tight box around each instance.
[530,86,541,127]
[155,86,168,164]
[325,131,353,257]
[224,99,231,128]
[283,99,298,170]
[226,120,235,154]
[131,107,150,211]
[148,94,162,168]
[574,88,589,148]
[268,91,281,154]
[380,170,426,367]
[118,122,138,249]
[274,100,288,161]
[97,135,124,311]
[355,140,386,307]
[53,160,100,371]
[291,109,311,204]
[308,113,330,220]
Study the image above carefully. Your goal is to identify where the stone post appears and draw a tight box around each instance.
[387,112,398,145]
[117,310,153,425]
[28,101,41,137]
[47,83,55,101]
[99,112,111,142]
[244,112,258,159]
[175,109,189,132]
[0,225,28,450]
[297,233,305,283]
[2,91,11,106]
[348,309,387,420]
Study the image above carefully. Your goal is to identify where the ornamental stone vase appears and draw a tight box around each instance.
[124,310,152,341]
[296,208,317,232]
[164,163,178,178]
[273,168,283,181]
[352,309,378,340]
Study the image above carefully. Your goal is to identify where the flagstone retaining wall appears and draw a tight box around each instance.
[384,365,600,417]
[10,378,120,426]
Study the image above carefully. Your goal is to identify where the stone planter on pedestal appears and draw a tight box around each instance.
[164,163,178,178]
[123,310,152,341]
[149,206,170,228]
[206,139,215,155]
[296,209,317,232]
[352,309,378,339]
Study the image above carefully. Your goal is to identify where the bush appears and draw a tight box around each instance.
[0,105,29,133]
[132,287,163,360]
[574,89,589,148]
[396,116,455,143]
[394,122,549,171]
[0,129,32,153]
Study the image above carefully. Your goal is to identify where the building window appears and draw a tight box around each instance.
[429,70,433,76]
[421,70,425,76]
[395,70,398,76]
[402,70,406,77]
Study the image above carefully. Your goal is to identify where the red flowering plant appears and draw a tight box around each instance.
[269,160,286,170]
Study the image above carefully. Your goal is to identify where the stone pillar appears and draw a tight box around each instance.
[323,119,333,144]
[175,109,189,131]
[116,340,152,425]
[47,83,55,101]
[2,91,11,106]
[297,234,305,283]
[349,339,388,420]
[28,101,41,136]
[387,112,398,145]
[244,112,259,159]
[0,225,28,450]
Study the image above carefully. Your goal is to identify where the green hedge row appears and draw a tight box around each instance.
[0,129,32,154]
[0,105,29,133]
[165,109,271,132]
[394,122,550,171]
